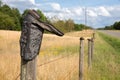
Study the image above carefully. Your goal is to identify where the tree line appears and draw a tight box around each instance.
[51,19,92,33]
[0,1,21,30]
[0,0,92,33]
[98,21,120,30]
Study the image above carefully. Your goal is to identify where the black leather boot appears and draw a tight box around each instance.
[20,10,64,61]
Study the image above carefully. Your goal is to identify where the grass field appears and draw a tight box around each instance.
[0,30,120,80]
[0,30,93,80]
[88,32,120,80]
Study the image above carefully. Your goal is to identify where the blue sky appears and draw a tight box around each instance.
[2,0,120,28]
[36,0,120,7]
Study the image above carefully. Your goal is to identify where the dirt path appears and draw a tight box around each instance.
[98,30,120,38]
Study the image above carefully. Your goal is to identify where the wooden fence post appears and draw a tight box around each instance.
[87,39,92,69]
[91,38,94,60]
[20,10,64,80]
[21,58,37,80]
[79,37,84,80]
[93,33,95,39]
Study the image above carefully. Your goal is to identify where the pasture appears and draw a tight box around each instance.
[0,30,120,80]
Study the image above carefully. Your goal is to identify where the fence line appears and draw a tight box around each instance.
[37,54,74,67]
[15,34,95,80]
[15,53,76,80]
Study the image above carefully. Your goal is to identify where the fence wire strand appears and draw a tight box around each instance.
[15,53,77,80]
[37,54,74,67]
[15,73,20,80]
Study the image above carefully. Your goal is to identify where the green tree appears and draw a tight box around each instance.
[22,9,29,18]
[53,20,66,32]
[0,0,3,7]
[0,12,15,30]
[65,19,74,32]
[0,4,13,16]
[37,10,48,22]
[74,24,83,31]
[101,21,120,30]
[0,4,21,30]
[12,8,21,30]
[113,21,120,30]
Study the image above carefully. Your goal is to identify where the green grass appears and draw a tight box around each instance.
[98,32,120,53]
[87,32,120,80]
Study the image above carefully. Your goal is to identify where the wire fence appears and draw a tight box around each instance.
[0,30,95,80]
[15,33,95,80]
[37,54,73,67]
[15,53,78,80]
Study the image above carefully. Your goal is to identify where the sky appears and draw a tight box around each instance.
[2,0,120,28]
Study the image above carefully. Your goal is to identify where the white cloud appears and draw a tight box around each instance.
[97,6,111,17]
[87,10,97,17]
[72,7,82,16]
[49,3,61,11]
[3,0,35,5]
[62,8,71,14]
[29,0,35,4]
[2,0,36,12]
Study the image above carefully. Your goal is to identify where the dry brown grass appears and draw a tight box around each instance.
[0,30,20,80]
[65,30,94,37]
[0,30,94,80]
[0,30,20,54]
[37,54,79,80]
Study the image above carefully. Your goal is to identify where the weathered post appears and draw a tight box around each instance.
[93,32,95,39]
[91,38,94,60]
[87,39,91,69]
[79,37,84,80]
[20,10,64,80]
[21,58,37,80]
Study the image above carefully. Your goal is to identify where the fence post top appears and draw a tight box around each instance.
[80,37,84,40]
[87,38,91,41]
[91,38,94,42]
